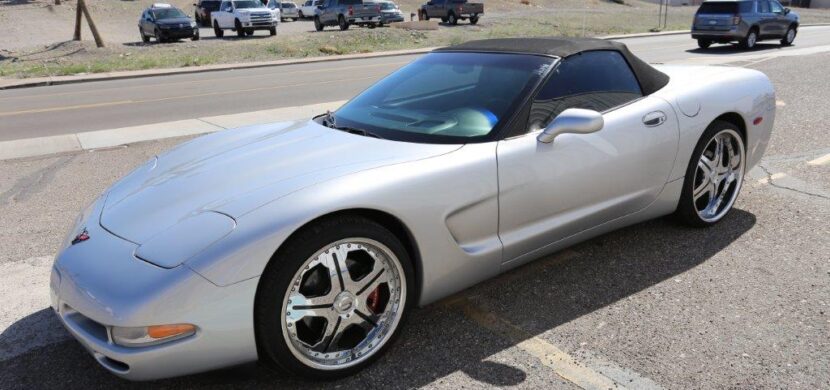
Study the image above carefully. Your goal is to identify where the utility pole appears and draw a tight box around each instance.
[74,0,105,47]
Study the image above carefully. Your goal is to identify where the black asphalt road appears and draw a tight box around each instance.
[1,26,829,142]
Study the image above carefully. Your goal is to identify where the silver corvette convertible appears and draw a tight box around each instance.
[51,37,774,380]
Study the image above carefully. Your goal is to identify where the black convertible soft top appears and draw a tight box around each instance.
[435,37,669,95]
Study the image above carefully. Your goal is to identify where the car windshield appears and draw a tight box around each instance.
[233,0,265,8]
[333,52,554,142]
[380,2,396,10]
[283,2,296,7]
[152,8,187,19]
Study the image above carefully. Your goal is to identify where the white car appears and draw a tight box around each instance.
[212,0,279,37]
[299,0,322,19]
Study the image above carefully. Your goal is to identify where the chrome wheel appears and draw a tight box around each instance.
[281,238,406,370]
[692,129,745,223]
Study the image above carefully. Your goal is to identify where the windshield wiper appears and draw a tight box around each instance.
[323,111,384,139]
[331,125,385,140]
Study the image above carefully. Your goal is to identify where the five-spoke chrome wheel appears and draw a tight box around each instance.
[280,238,406,370]
[692,129,745,223]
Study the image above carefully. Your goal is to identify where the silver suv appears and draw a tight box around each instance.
[692,0,799,49]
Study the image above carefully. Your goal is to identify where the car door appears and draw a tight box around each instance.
[218,0,233,26]
[496,51,679,264]
[768,0,787,37]
[756,0,775,37]
[319,0,334,23]
[427,0,443,17]
[141,10,155,35]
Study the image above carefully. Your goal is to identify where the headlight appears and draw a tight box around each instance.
[190,21,197,27]
[111,324,196,347]
[134,211,235,268]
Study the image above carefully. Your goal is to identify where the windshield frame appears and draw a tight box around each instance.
[329,51,559,144]
[152,7,188,19]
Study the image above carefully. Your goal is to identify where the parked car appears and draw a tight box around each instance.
[299,0,322,18]
[268,0,299,21]
[692,0,799,49]
[314,0,381,31]
[369,0,404,25]
[138,3,199,43]
[419,0,482,25]
[193,0,221,26]
[52,37,775,381]
[211,0,279,37]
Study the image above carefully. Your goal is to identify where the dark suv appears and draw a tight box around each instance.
[692,0,799,49]
[194,0,221,26]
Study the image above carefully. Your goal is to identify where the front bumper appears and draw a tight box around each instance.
[158,27,198,39]
[241,19,278,28]
[50,198,259,380]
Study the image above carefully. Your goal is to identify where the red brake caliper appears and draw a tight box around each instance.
[366,286,382,314]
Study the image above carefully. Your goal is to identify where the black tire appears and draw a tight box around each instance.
[213,20,224,37]
[192,31,200,41]
[338,15,349,30]
[368,23,376,29]
[255,215,414,379]
[781,25,796,46]
[674,120,745,227]
[140,29,150,43]
[236,19,245,37]
[245,28,254,36]
[154,28,165,43]
[440,16,447,23]
[447,12,457,25]
[299,10,304,19]
[697,39,711,49]
[421,11,429,21]
[469,15,478,25]
[314,16,324,31]
[739,28,758,49]
[269,26,277,36]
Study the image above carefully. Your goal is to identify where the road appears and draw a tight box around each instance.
[1,26,830,141]
[1,30,829,389]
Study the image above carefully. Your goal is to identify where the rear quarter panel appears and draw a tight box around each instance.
[653,65,775,181]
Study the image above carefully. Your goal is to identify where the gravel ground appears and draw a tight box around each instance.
[0,51,828,389]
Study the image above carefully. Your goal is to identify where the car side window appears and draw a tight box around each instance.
[759,1,770,13]
[528,51,643,130]
[770,1,783,13]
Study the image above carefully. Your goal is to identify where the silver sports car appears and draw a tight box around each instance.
[51,37,775,380]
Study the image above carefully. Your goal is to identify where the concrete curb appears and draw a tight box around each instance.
[3,24,829,90]
[0,100,346,161]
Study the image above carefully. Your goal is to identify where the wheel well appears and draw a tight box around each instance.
[714,112,747,142]
[275,209,422,302]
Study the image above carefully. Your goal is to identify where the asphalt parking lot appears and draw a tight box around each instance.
[1,52,829,389]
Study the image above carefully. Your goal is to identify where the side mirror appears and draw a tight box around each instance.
[536,108,604,144]
[316,4,322,9]
[783,8,790,15]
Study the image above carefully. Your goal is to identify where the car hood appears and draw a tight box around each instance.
[100,120,460,243]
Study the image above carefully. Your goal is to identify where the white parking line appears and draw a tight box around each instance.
[758,172,787,184]
[807,153,830,166]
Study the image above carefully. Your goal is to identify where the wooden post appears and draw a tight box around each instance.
[79,0,105,48]
[73,0,83,40]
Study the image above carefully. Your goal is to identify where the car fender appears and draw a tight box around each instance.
[185,143,503,306]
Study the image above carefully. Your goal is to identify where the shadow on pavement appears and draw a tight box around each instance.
[0,209,756,389]
[686,42,787,55]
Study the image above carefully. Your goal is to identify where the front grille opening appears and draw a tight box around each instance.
[64,306,108,343]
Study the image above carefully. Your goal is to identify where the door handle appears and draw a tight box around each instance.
[643,111,667,127]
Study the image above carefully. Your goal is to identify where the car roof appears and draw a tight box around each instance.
[436,37,670,95]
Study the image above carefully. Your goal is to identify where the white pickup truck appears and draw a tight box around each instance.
[211,0,279,37]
